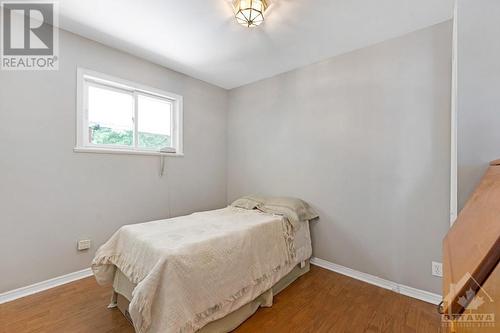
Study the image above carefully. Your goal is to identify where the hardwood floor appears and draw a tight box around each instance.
[0,266,442,333]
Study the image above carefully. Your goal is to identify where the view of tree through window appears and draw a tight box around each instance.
[138,94,172,149]
[87,84,172,150]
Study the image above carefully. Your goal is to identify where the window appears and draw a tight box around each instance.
[75,68,183,156]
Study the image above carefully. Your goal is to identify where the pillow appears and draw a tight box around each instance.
[230,195,266,210]
[259,197,319,226]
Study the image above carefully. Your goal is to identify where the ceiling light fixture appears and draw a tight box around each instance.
[232,0,269,28]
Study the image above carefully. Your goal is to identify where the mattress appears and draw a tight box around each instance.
[112,220,312,332]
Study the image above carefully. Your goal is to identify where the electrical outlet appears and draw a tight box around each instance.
[432,261,443,277]
[77,239,91,251]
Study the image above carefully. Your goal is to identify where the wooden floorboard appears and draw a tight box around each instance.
[0,265,442,333]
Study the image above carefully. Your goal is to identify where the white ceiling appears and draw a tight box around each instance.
[58,0,454,89]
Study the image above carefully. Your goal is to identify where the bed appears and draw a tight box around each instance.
[92,196,317,333]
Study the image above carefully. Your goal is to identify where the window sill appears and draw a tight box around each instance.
[73,146,184,157]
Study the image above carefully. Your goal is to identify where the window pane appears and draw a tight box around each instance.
[138,94,172,150]
[88,85,134,146]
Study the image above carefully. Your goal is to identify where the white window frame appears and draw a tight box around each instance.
[74,68,183,157]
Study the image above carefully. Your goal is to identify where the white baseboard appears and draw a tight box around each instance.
[310,257,442,305]
[398,284,442,305]
[0,268,93,304]
[1,259,441,306]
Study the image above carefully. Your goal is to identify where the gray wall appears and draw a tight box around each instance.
[0,29,228,292]
[0,20,455,296]
[457,0,500,209]
[227,22,452,294]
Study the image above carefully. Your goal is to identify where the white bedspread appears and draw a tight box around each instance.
[92,207,296,333]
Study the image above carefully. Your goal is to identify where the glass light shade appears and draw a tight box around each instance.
[232,0,268,28]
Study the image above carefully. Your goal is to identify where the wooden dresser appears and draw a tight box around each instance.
[442,159,500,332]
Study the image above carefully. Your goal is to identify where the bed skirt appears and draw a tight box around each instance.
[113,260,310,333]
